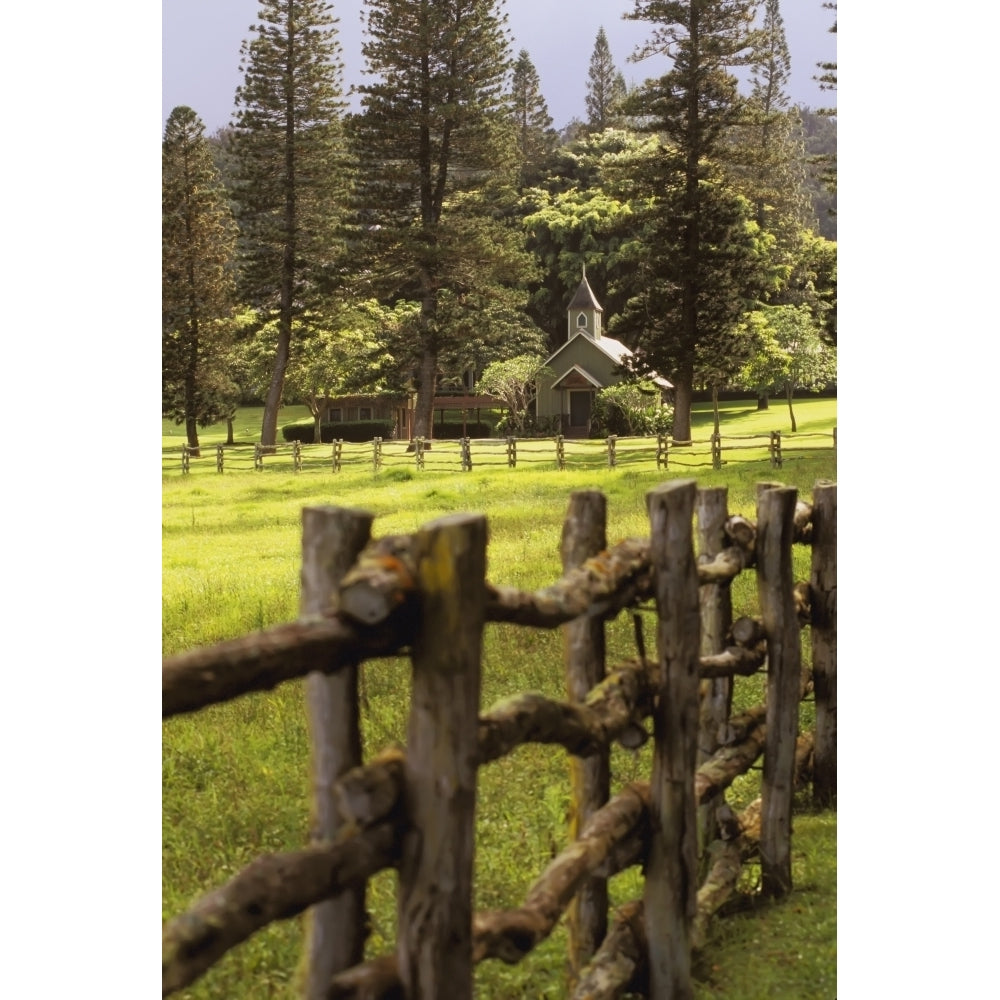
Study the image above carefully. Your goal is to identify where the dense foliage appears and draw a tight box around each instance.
[162,106,238,456]
[165,0,836,448]
[230,0,350,445]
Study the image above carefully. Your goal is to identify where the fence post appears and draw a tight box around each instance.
[373,437,382,472]
[555,434,565,470]
[300,506,375,996]
[293,439,302,473]
[810,481,837,809]
[506,436,516,468]
[695,487,734,868]
[332,439,342,473]
[460,437,472,472]
[756,483,801,898]
[769,430,782,468]
[254,443,263,471]
[415,436,425,470]
[606,435,617,469]
[657,434,668,470]
[711,432,722,470]
[216,444,224,473]
[561,491,610,988]
[645,479,701,1000]
[397,513,488,1000]
[181,444,190,475]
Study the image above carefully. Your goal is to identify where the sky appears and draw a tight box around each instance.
[162,0,837,136]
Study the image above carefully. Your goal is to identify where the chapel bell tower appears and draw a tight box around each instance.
[566,265,603,342]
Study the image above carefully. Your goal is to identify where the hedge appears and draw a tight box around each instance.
[281,419,396,444]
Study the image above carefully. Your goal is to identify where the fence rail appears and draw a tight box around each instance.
[162,479,836,1000]
[162,429,836,477]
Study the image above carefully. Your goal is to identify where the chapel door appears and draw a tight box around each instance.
[569,390,592,431]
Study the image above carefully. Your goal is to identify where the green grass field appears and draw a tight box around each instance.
[163,397,837,999]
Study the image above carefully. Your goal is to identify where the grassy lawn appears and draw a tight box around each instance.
[163,397,837,999]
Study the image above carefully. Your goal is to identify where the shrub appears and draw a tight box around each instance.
[426,421,493,439]
[591,385,674,438]
[281,419,396,444]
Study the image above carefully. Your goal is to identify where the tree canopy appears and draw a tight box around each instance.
[162,106,238,456]
[230,0,350,446]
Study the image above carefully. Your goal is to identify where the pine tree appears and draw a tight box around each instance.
[812,2,837,202]
[728,0,812,238]
[162,106,238,457]
[585,27,627,133]
[510,49,556,188]
[621,0,759,443]
[231,0,349,447]
[352,0,525,445]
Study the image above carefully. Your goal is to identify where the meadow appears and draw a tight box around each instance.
[163,398,837,999]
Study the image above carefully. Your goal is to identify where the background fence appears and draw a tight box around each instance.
[162,478,836,999]
[162,430,836,477]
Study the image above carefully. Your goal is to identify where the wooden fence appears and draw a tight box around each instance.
[161,478,837,1000]
[163,429,836,477]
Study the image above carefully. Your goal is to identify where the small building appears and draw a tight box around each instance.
[535,271,672,437]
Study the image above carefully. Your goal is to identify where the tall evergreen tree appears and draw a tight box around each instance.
[621,0,758,442]
[728,0,812,238]
[162,106,238,457]
[510,49,557,188]
[231,0,349,446]
[812,2,837,202]
[585,27,628,133]
[352,0,525,445]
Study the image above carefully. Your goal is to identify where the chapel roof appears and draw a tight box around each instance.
[567,274,603,313]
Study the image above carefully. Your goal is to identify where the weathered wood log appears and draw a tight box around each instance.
[486,537,653,627]
[810,482,837,808]
[334,664,656,835]
[694,715,767,805]
[302,507,374,995]
[695,546,749,583]
[326,955,402,1000]
[162,617,408,719]
[691,839,743,950]
[161,822,401,997]
[756,484,802,898]
[396,514,487,1000]
[333,746,407,832]
[330,783,651,998]
[793,500,814,544]
[793,580,812,622]
[736,731,815,847]
[730,615,766,647]
[724,514,756,553]
[562,491,611,988]
[338,535,417,627]
[473,781,650,964]
[696,487,734,878]
[698,645,766,679]
[571,899,648,1000]
[645,480,702,1000]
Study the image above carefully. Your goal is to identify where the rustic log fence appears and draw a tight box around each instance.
[162,477,836,999]
[165,430,835,478]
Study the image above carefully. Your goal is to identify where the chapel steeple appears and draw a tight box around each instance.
[566,264,603,342]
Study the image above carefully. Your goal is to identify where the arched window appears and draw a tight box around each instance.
[577,312,588,328]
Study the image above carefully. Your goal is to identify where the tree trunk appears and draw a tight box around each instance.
[260,322,290,448]
[410,350,438,448]
[785,383,797,433]
[185,416,201,458]
[757,393,769,411]
[711,385,721,436]
[226,418,235,446]
[671,370,694,444]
